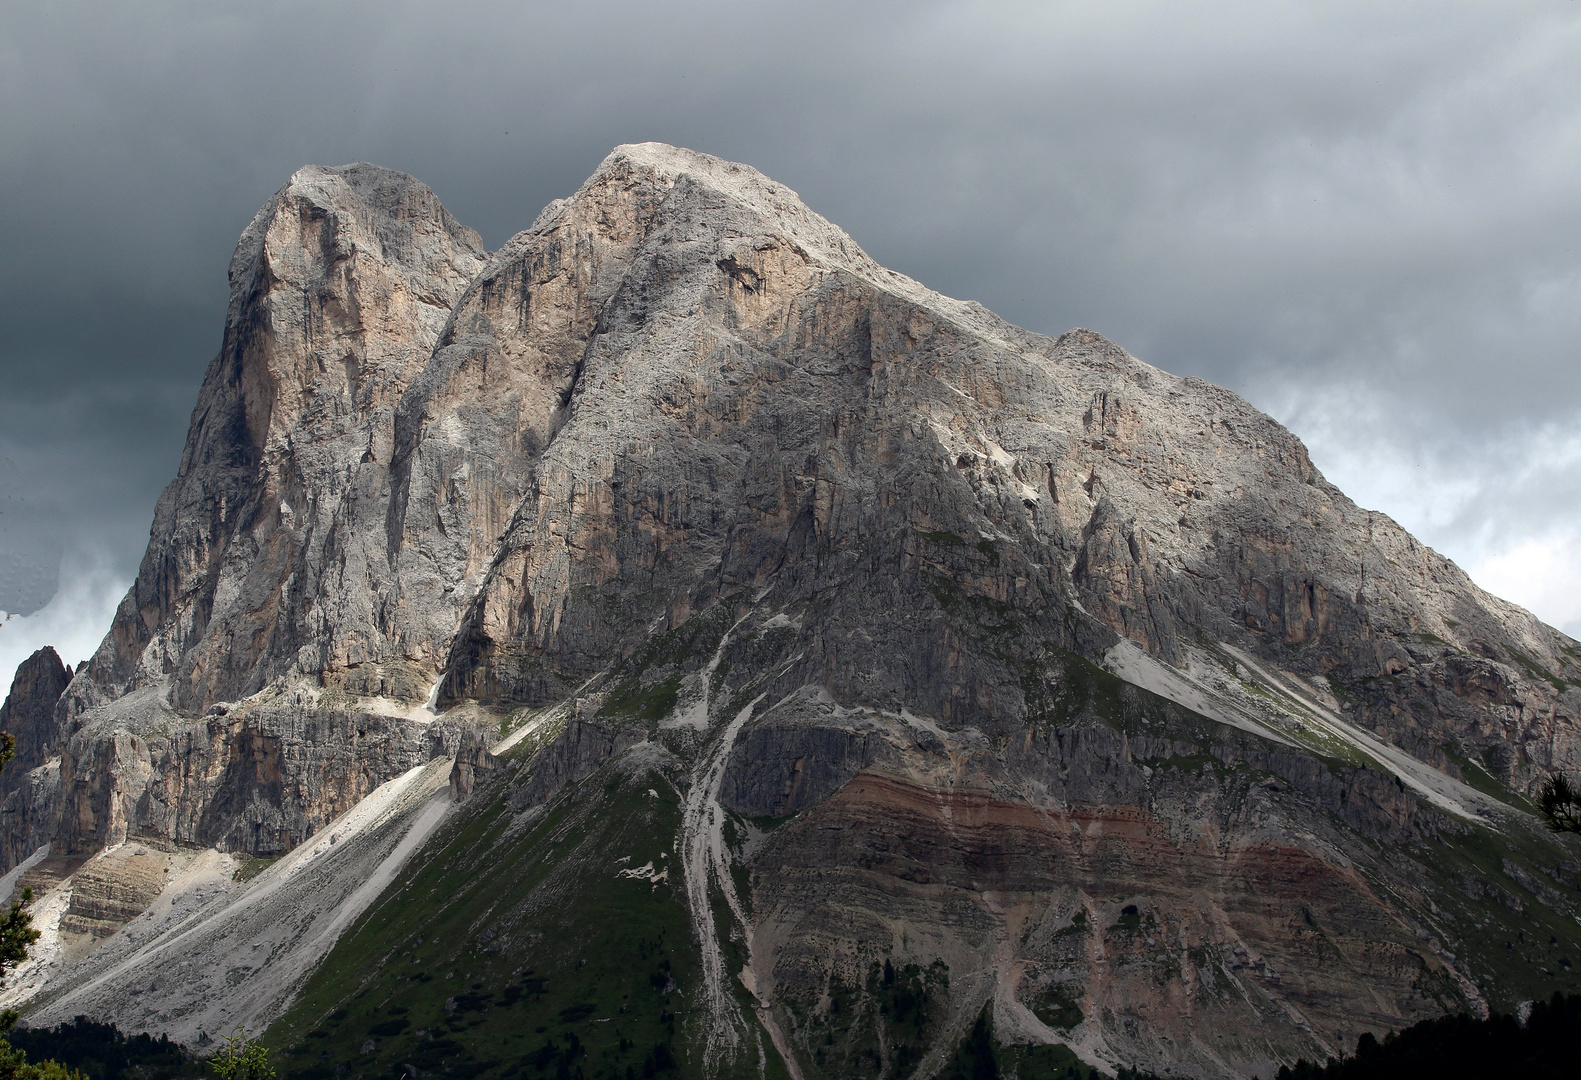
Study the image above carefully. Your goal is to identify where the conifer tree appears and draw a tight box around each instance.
[1538,772,1581,833]
[208,1029,274,1080]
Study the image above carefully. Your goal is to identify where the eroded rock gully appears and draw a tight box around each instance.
[3,143,1581,1078]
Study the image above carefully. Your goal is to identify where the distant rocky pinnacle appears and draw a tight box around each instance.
[3,144,1580,1078]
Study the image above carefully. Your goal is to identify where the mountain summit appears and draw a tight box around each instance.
[3,144,1579,1079]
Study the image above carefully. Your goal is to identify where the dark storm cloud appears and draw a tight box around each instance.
[3,0,1580,672]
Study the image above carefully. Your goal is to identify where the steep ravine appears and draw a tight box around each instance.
[679,692,763,1071]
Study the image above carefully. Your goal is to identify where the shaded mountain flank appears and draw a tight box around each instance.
[2,144,1580,1080]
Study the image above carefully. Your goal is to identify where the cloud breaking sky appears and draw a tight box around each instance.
[2,0,1579,679]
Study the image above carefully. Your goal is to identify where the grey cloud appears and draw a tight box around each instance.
[1,0,1578,646]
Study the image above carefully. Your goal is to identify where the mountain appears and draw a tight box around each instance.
[2,144,1580,1080]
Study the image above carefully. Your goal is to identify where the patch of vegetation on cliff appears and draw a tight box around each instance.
[643,598,743,673]
[1438,744,1535,812]
[600,674,682,723]
[594,598,748,725]
[912,528,969,547]
[1502,646,1569,694]
[941,1007,1100,1080]
[1020,649,1128,729]
[786,958,950,1080]
[231,854,280,883]
[1025,982,1084,1032]
[926,574,1022,637]
[1021,646,1269,750]
[265,753,775,1080]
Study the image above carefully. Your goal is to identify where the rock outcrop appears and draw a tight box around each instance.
[27,142,1580,864]
[6,144,1581,1078]
[0,647,70,865]
[0,648,69,782]
[81,163,488,714]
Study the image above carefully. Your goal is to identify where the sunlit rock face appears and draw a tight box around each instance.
[4,144,1581,1078]
[88,162,489,711]
[12,163,493,859]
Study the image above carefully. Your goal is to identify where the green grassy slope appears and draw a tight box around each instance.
[265,747,776,1080]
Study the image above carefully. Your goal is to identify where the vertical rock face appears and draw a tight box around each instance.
[75,163,487,716]
[44,143,1581,861]
[32,165,493,859]
[422,143,1579,796]
[9,144,1581,1077]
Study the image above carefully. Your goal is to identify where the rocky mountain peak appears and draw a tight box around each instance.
[25,139,1581,858]
[223,161,486,450]
[68,162,487,718]
[560,142,886,276]
[5,145,1581,1079]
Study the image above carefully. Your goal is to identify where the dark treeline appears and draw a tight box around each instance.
[953,992,1581,1080]
[7,996,1581,1079]
[1275,992,1581,1080]
[5,1017,203,1080]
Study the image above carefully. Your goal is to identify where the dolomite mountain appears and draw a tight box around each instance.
[3,144,1581,1080]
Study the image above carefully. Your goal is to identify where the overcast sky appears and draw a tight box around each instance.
[3,0,1579,679]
